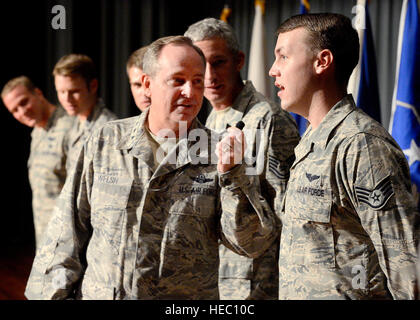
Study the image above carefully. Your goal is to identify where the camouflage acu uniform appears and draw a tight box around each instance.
[65,99,117,172]
[206,81,300,300]
[24,109,278,300]
[279,95,419,299]
[27,106,75,247]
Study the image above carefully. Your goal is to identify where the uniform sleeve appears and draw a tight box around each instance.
[249,113,299,299]
[218,164,279,259]
[263,113,300,220]
[25,136,95,300]
[339,133,420,299]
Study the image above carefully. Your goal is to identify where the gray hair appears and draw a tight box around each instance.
[184,18,240,56]
[142,35,206,78]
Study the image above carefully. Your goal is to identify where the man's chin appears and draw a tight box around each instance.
[64,107,78,116]
[204,92,224,105]
[22,120,36,128]
[172,112,197,126]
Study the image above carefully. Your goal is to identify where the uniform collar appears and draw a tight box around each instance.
[116,108,148,150]
[43,105,59,131]
[85,98,105,125]
[292,94,355,167]
[116,108,213,175]
[230,80,256,115]
[306,94,356,150]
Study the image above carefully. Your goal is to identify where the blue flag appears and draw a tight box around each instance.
[389,0,420,200]
[355,1,381,123]
[290,0,310,136]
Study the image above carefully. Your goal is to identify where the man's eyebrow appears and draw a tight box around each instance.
[275,46,284,54]
[168,71,204,78]
[209,54,226,60]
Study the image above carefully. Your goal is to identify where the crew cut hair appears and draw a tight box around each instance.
[53,54,97,86]
[126,46,148,75]
[278,13,359,88]
[1,75,36,99]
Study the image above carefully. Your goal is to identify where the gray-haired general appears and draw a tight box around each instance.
[185,18,300,300]
[269,13,419,299]
[2,76,74,249]
[24,35,278,299]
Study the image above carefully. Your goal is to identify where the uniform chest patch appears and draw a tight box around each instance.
[355,176,394,210]
[190,174,212,183]
[306,172,320,182]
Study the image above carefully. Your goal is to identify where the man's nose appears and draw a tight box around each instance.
[17,106,27,118]
[64,92,74,102]
[268,62,278,78]
[205,63,216,84]
[181,81,193,98]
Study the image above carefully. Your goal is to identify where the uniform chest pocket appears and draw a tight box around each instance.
[167,170,218,217]
[90,175,133,254]
[286,168,336,268]
[288,195,335,269]
[168,183,217,217]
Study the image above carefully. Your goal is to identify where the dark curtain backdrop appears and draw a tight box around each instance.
[0,0,402,248]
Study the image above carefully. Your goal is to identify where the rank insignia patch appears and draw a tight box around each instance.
[268,155,289,180]
[355,176,394,210]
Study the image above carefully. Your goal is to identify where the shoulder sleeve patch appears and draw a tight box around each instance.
[268,155,289,180]
[354,176,394,210]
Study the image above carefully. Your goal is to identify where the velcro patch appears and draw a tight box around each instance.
[355,176,394,210]
[268,155,289,180]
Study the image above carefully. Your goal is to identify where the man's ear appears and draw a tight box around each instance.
[314,49,334,75]
[236,51,245,72]
[33,87,44,98]
[88,79,98,94]
[142,73,151,98]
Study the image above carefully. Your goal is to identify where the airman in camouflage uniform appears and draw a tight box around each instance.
[25,36,278,300]
[2,76,75,248]
[65,99,117,172]
[269,13,419,299]
[185,18,300,300]
[52,54,118,172]
[126,46,151,112]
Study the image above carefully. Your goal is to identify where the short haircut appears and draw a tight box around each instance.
[53,54,97,86]
[126,46,148,75]
[184,17,240,56]
[142,35,205,78]
[1,75,36,99]
[277,13,359,88]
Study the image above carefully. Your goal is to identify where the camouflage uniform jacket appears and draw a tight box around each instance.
[24,109,278,300]
[65,99,117,172]
[279,95,419,299]
[206,81,300,300]
[27,106,75,247]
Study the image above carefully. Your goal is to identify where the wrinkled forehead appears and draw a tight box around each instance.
[3,85,33,103]
[157,44,205,75]
[54,74,89,89]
